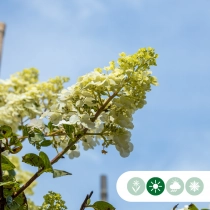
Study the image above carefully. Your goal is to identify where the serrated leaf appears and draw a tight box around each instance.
[0,125,12,138]
[40,140,52,147]
[1,155,16,170]
[39,151,53,173]
[53,169,72,178]
[22,153,44,168]
[91,201,115,210]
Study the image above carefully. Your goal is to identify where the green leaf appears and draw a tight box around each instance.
[3,174,15,183]
[0,125,12,138]
[30,133,45,143]
[22,126,29,137]
[1,155,16,170]
[6,196,13,205]
[10,136,18,146]
[48,122,54,132]
[39,151,53,172]
[4,183,28,210]
[63,124,74,137]
[13,191,28,210]
[188,204,199,210]
[22,153,44,168]
[40,140,52,147]
[53,169,72,178]
[91,201,115,210]
[8,170,16,177]
[28,131,35,138]
[34,128,43,134]
[87,198,91,206]
[70,145,76,150]
[29,133,45,150]
[9,139,23,154]
[6,196,20,210]
[0,181,15,186]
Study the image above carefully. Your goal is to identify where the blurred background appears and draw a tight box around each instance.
[1,0,210,209]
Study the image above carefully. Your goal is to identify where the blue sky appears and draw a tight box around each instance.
[1,0,210,209]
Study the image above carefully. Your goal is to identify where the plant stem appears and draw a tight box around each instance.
[12,90,120,199]
[173,204,179,210]
[0,141,5,209]
[80,191,93,210]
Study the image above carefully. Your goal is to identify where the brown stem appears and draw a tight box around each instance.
[0,141,5,209]
[173,204,179,210]
[12,90,120,199]
[80,191,93,210]
[91,91,118,122]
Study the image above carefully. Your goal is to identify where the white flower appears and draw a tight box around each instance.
[99,112,109,121]
[56,115,80,126]
[84,97,95,106]
[80,114,95,129]
[82,136,99,150]
[28,118,44,129]
[68,144,80,159]
[115,142,133,158]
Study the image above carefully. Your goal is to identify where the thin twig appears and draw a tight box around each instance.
[173,204,179,210]
[80,191,93,210]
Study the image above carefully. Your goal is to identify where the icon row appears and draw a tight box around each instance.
[127,177,204,196]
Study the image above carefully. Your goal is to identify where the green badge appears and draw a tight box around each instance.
[127,177,145,195]
[146,177,165,195]
[185,177,204,196]
[166,177,184,195]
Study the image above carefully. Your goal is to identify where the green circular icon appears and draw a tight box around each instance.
[166,177,184,196]
[146,177,165,196]
[185,177,204,196]
[127,177,145,195]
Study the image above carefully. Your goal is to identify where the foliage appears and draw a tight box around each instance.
[0,47,158,209]
[38,191,67,210]
[173,203,209,210]
[8,156,37,196]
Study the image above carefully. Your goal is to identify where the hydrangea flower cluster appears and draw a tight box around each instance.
[41,47,158,158]
[0,68,69,131]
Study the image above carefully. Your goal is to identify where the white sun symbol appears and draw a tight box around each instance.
[189,181,200,192]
